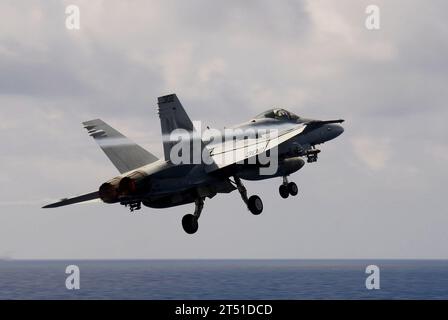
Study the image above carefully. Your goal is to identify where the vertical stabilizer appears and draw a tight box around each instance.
[158,94,196,161]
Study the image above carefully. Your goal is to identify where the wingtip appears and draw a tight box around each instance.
[82,119,103,127]
[157,93,178,104]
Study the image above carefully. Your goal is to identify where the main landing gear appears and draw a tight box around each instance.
[182,197,204,234]
[234,176,263,215]
[279,176,298,199]
[182,177,263,234]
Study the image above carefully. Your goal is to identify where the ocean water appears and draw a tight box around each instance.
[0,260,447,299]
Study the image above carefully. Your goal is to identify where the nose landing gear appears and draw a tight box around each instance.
[279,176,298,199]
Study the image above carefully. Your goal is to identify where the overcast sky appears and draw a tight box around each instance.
[0,0,447,259]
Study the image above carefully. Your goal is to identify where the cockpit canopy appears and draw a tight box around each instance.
[254,108,300,121]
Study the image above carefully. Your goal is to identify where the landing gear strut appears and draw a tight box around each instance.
[182,197,204,234]
[279,176,298,199]
[234,176,263,215]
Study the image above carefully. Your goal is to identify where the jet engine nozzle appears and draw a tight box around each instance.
[98,177,121,203]
[118,171,149,196]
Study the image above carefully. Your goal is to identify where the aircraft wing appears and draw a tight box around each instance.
[205,125,306,173]
[42,191,100,208]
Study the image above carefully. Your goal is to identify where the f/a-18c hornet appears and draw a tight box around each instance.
[44,94,344,234]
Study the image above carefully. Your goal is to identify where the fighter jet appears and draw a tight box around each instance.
[43,94,344,234]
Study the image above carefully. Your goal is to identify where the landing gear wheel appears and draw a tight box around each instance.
[288,182,298,196]
[248,195,263,215]
[233,176,263,216]
[182,214,199,234]
[279,185,289,199]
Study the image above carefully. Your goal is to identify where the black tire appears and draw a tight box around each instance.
[248,195,263,215]
[279,185,289,198]
[288,182,298,196]
[182,214,199,234]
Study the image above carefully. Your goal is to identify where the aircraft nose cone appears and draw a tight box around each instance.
[325,124,344,140]
[334,124,344,137]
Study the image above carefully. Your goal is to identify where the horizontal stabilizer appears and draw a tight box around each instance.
[42,191,99,208]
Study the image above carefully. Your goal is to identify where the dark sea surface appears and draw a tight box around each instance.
[0,260,447,299]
